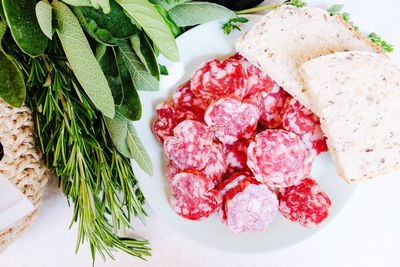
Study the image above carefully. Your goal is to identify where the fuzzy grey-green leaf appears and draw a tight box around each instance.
[53,0,115,118]
[118,40,158,91]
[105,114,131,157]
[0,51,26,107]
[168,2,235,27]
[116,0,179,61]
[126,123,153,176]
[36,1,53,40]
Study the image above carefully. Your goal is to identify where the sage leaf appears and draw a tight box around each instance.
[130,32,160,80]
[0,1,4,19]
[149,0,189,11]
[0,51,26,107]
[0,17,6,41]
[126,123,153,176]
[153,4,180,37]
[90,0,110,14]
[168,2,235,27]
[97,46,124,105]
[115,0,179,61]
[105,113,131,158]
[53,0,115,118]
[115,48,141,121]
[61,0,92,6]
[118,40,158,91]
[2,0,48,57]
[36,1,53,40]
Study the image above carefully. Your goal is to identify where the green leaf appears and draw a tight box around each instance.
[0,1,5,19]
[0,51,26,107]
[115,47,142,120]
[61,0,92,7]
[368,32,394,53]
[0,17,6,41]
[105,113,131,157]
[153,4,180,37]
[36,1,53,40]
[53,0,115,118]
[2,0,48,57]
[126,123,153,176]
[168,2,235,27]
[115,0,179,61]
[97,45,124,105]
[149,0,189,11]
[90,0,110,13]
[223,16,249,35]
[130,32,160,80]
[327,4,343,16]
[159,64,168,75]
[118,40,158,91]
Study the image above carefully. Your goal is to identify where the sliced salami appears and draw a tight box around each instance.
[224,177,278,233]
[247,129,313,188]
[204,96,260,144]
[153,102,196,143]
[164,120,213,170]
[281,98,328,156]
[223,138,252,172]
[278,177,331,227]
[217,172,251,199]
[170,171,221,221]
[172,81,208,120]
[248,85,289,129]
[190,58,248,102]
[166,142,227,185]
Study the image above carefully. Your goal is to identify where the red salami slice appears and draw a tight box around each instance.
[224,177,278,233]
[281,98,328,156]
[247,129,313,188]
[190,58,248,102]
[153,102,196,143]
[217,172,251,199]
[170,171,221,221]
[278,177,331,227]
[232,54,275,97]
[223,138,252,172]
[172,81,208,120]
[204,96,260,144]
[164,120,213,170]
[248,85,290,129]
[166,142,227,185]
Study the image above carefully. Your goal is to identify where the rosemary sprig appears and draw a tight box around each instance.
[4,35,150,262]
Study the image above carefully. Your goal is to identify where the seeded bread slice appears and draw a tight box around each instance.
[235,5,381,108]
[300,51,400,184]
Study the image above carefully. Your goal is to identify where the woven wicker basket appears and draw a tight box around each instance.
[0,99,49,251]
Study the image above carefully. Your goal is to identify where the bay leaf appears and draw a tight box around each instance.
[168,2,235,27]
[0,51,26,107]
[2,0,48,57]
[126,123,153,176]
[118,40,158,91]
[115,0,179,61]
[130,32,160,80]
[53,0,115,118]
[36,1,53,40]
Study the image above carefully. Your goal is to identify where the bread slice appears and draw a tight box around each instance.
[235,5,381,108]
[300,51,400,184]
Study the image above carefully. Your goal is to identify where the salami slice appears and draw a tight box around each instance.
[247,129,313,188]
[278,177,331,227]
[153,102,196,143]
[224,177,278,233]
[190,58,248,102]
[223,138,252,172]
[281,98,328,156]
[217,172,251,199]
[166,142,227,185]
[248,84,289,129]
[172,81,208,120]
[164,120,213,170]
[170,171,221,221]
[204,96,260,144]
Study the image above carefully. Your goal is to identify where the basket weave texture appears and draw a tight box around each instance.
[0,99,49,251]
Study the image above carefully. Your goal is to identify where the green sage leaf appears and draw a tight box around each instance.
[0,51,26,107]
[116,0,179,61]
[149,0,189,11]
[53,0,115,118]
[36,1,53,40]
[2,0,48,57]
[168,2,235,27]
[130,32,160,80]
[61,0,92,7]
[153,4,180,37]
[118,40,158,91]
[0,17,6,41]
[115,48,141,120]
[90,0,110,13]
[105,113,131,157]
[126,123,153,176]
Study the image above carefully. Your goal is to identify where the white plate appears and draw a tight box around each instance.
[131,15,355,253]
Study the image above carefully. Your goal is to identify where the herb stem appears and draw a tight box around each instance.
[235,4,281,15]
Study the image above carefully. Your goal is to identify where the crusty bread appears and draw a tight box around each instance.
[235,5,381,108]
[300,51,400,184]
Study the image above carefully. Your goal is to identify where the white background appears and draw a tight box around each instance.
[1,0,400,266]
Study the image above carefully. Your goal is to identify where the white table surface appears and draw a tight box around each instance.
[1,0,400,266]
